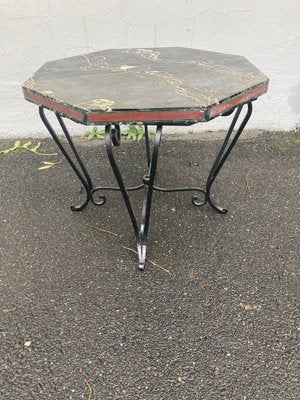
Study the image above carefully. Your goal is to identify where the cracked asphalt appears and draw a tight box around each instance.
[0,130,299,399]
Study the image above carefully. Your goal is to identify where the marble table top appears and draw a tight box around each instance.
[22,47,268,125]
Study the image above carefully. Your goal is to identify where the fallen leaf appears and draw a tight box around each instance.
[22,141,32,149]
[30,142,42,152]
[239,302,261,311]
[37,161,60,170]
[29,142,57,156]
[37,165,54,170]
[0,149,11,155]
[0,140,57,156]
[0,140,21,154]
[42,161,56,165]
[2,307,16,313]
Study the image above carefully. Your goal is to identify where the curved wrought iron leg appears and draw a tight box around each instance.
[39,107,105,211]
[105,124,140,239]
[193,102,253,214]
[55,114,93,190]
[144,124,151,168]
[139,125,162,269]
[105,124,162,270]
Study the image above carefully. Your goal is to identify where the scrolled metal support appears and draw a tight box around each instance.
[39,107,106,211]
[192,102,253,213]
[105,123,162,270]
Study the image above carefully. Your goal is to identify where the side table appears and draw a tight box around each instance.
[22,47,269,270]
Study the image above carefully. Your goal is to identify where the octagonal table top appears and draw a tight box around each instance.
[22,47,268,125]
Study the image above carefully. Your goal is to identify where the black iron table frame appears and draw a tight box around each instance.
[39,101,253,270]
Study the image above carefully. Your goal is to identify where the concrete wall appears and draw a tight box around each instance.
[0,0,299,137]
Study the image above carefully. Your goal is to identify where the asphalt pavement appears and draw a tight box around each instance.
[0,130,299,399]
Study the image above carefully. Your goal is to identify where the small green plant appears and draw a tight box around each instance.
[293,124,300,134]
[291,124,300,144]
[85,124,155,141]
[86,126,105,140]
[122,124,146,141]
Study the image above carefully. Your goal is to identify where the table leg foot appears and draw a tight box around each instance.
[206,200,228,214]
[70,197,92,212]
[137,243,147,270]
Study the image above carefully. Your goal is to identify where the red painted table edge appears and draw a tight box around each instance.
[22,80,268,124]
